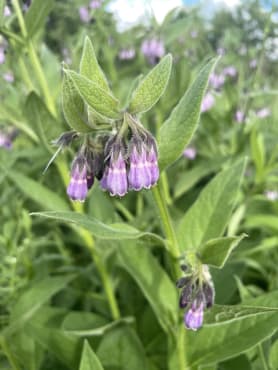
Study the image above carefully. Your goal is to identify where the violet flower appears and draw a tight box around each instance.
[141,38,165,65]
[256,108,271,119]
[183,147,197,160]
[201,93,215,113]
[0,132,12,149]
[223,66,237,78]
[4,6,11,17]
[79,6,90,23]
[184,300,204,331]
[0,47,5,64]
[89,0,102,9]
[209,72,225,90]
[235,110,245,123]
[3,71,14,83]
[118,48,135,61]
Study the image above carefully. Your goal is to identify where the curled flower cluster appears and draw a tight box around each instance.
[176,265,215,331]
[141,38,165,65]
[52,115,159,202]
[100,124,159,197]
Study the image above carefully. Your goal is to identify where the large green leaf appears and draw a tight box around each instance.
[79,340,104,370]
[62,71,92,132]
[80,36,111,93]
[269,340,278,370]
[118,241,178,333]
[129,54,172,114]
[8,172,70,211]
[97,326,148,370]
[177,159,246,252]
[199,234,246,268]
[185,307,278,367]
[158,57,219,170]
[25,0,55,38]
[2,275,75,337]
[31,211,164,242]
[66,70,120,119]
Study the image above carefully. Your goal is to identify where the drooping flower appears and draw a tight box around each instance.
[209,72,225,90]
[3,71,14,83]
[89,0,102,9]
[223,66,237,78]
[235,110,245,123]
[183,147,197,160]
[79,6,90,23]
[141,38,165,65]
[128,139,152,191]
[118,48,136,61]
[0,46,5,64]
[265,190,278,201]
[100,138,128,197]
[177,264,215,331]
[256,108,271,119]
[4,6,11,17]
[0,131,12,149]
[201,93,215,113]
[67,150,94,202]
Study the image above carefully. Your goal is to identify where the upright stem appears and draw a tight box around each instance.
[258,343,269,370]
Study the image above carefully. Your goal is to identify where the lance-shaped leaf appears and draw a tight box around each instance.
[31,211,163,243]
[177,159,246,252]
[25,0,54,38]
[158,57,219,170]
[80,36,111,93]
[129,54,172,114]
[62,71,92,133]
[66,70,121,119]
[199,234,247,268]
[79,340,104,370]
[118,241,178,334]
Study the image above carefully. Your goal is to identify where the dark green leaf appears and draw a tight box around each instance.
[158,57,219,170]
[79,340,104,370]
[118,241,178,333]
[199,234,246,268]
[129,54,172,114]
[177,159,246,251]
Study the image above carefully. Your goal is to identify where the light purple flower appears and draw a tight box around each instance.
[67,154,94,202]
[235,110,245,123]
[128,141,151,191]
[201,93,215,113]
[256,108,271,119]
[0,132,12,149]
[184,300,204,331]
[141,38,165,65]
[249,59,257,69]
[223,66,237,78]
[183,147,197,160]
[3,71,14,83]
[118,48,135,61]
[265,190,278,201]
[89,0,101,9]
[209,72,225,90]
[190,30,198,38]
[146,138,159,186]
[79,6,90,23]
[0,47,5,64]
[4,5,11,17]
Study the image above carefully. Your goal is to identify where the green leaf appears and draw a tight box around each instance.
[79,340,104,370]
[28,325,82,370]
[97,326,148,370]
[118,241,178,333]
[80,36,111,93]
[25,0,54,38]
[186,306,278,367]
[269,340,278,370]
[0,0,5,27]
[177,159,246,251]
[129,54,172,114]
[66,70,120,119]
[31,211,163,242]
[199,234,247,268]
[62,71,92,133]
[7,172,70,211]
[158,57,219,170]
[3,275,75,337]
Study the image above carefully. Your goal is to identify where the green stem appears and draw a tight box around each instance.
[259,343,269,370]
[11,0,57,117]
[0,337,21,370]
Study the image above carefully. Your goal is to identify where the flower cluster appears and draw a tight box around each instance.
[141,38,165,65]
[118,48,136,61]
[57,115,159,202]
[100,123,159,197]
[176,265,215,331]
